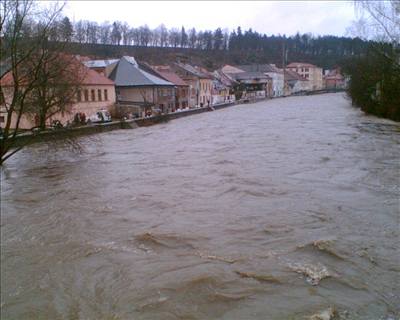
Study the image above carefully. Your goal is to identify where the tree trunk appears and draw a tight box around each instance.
[39,111,47,130]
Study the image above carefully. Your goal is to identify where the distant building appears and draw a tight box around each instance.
[236,64,284,97]
[221,65,271,100]
[0,59,116,129]
[172,63,213,108]
[83,59,119,76]
[324,68,346,89]
[151,65,190,110]
[221,65,245,74]
[286,62,323,90]
[108,56,175,117]
[283,69,310,95]
[212,70,237,105]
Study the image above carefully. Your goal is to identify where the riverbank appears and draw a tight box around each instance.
[4,91,341,147]
[4,100,243,147]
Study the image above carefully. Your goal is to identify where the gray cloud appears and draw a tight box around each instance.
[64,0,356,36]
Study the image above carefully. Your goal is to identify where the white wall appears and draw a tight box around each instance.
[265,72,284,97]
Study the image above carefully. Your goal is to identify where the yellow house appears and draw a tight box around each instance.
[0,61,116,130]
[286,62,323,90]
[172,63,213,108]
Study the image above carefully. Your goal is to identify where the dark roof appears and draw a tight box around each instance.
[109,56,174,87]
[174,62,212,79]
[213,70,238,87]
[236,64,282,73]
[233,71,270,81]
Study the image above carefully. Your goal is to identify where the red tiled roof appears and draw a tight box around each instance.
[324,74,344,81]
[81,66,114,85]
[0,71,14,86]
[284,69,308,81]
[221,65,245,74]
[153,66,188,86]
[1,56,114,86]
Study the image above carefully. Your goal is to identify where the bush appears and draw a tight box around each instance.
[343,44,400,121]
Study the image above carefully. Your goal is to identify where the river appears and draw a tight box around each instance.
[1,93,399,319]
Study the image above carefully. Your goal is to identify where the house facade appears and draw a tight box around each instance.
[221,65,271,100]
[286,62,323,90]
[0,60,116,129]
[108,56,175,117]
[237,64,284,97]
[151,65,190,110]
[212,70,236,105]
[234,71,272,99]
[284,69,310,95]
[172,63,213,108]
[324,68,346,89]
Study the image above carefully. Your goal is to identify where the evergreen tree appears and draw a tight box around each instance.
[180,26,188,48]
[213,28,223,50]
[60,16,73,41]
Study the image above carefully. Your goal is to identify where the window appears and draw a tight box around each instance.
[77,90,82,102]
[91,89,95,101]
[0,116,4,123]
[98,89,102,101]
[104,89,108,101]
[84,90,89,101]
[305,68,309,72]
[305,74,309,79]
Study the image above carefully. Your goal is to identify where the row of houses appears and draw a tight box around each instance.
[0,55,347,129]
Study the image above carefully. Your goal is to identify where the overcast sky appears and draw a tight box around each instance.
[64,1,356,37]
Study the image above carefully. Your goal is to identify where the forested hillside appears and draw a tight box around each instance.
[57,17,372,69]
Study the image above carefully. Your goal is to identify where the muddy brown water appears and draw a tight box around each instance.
[1,93,399,319]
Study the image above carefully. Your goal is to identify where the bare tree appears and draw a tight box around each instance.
[120,22,130,45]
[99,21,111,44]
[131,27,140,46]
[111,21,122,45]
[139,25,151,46]
[152,26,161,47]
[343,0,400,121]
[74,20,85,43]
[158,24,168,47]
[0,0,83,164]
[24,53,86,130]
[349,0,400,44]
[169,28,180,48]
[87,21,98,44]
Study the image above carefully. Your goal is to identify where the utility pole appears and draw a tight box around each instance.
[282,40,286,96]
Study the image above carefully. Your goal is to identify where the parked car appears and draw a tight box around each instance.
[88,110,111,123]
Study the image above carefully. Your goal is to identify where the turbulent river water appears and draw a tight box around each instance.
[1,93,399,320]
